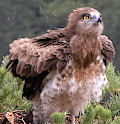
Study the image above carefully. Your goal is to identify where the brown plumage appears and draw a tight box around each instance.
[6,7,115,124]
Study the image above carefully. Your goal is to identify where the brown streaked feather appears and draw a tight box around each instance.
[6,30,71,99]
[23,68,31,77]
[31,29,65,42]
[10,53,18,60]
[36,60,43,73]
[57,60,67,72]
[19,62,25,75]
[55,49,65,60]
[41,59,58,71]
[24,55,32,64]
[16,61,23,74]
[29,56,37,65]
[100,35,115,65]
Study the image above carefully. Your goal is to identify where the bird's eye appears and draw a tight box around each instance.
[83,15,90,20]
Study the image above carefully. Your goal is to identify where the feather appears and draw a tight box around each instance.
[36,61,43,73]
[41,59,58,71]
[100,35,115,65]
[57,60,67,71]
[10,53,18,60]
[24,55,32,64]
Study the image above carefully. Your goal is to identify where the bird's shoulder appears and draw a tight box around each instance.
[6,28,72,78]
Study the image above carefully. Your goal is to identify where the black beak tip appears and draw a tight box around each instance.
[97,18,102,23]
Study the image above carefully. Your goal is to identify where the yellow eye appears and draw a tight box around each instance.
[83,16,90,20]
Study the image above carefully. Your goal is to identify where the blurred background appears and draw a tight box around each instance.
[0,0,120,71]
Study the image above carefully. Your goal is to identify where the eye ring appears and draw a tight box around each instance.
[82,14,90,21]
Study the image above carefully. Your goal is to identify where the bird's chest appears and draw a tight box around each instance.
[41,61,83,99]
[40,58,108,103]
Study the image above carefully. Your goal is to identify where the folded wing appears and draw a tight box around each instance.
[6,30,71,100]
[100,35,115,66]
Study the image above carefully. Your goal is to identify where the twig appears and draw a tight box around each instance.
[21,117,26,124]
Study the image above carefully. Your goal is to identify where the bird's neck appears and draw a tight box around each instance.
[64,27,76,38]
[70,34,102,69]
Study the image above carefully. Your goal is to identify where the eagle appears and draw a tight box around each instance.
[6,7,115,124]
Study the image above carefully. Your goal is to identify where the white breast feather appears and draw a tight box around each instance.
[32,56,108,122]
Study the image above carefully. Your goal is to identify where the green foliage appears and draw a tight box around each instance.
[80,105,112,124]
[0,59,31,113]
[104,94,120,117]
[80,105,95,124]
[50,112,66,124]
[95,105,112,123]
[111,116,120,124]
[106,63,120,93]
[104,64,120,117]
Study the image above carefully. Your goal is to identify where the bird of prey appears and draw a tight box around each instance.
[6,7,115,124]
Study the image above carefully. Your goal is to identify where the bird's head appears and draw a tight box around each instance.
[67,7,104,36]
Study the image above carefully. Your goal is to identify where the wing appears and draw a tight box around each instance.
[100,35,115,66]
[6,30,71,100]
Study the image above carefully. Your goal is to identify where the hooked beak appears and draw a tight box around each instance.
[93,16,102,23]
[97,17,102,23]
